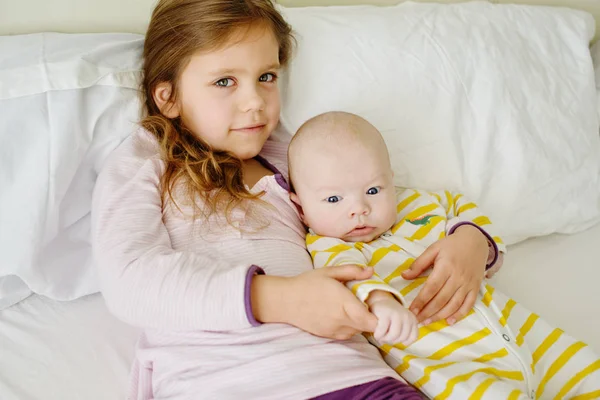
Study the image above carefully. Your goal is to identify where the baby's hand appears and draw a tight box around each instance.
[366,291,419,346]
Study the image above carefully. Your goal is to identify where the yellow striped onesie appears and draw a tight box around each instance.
[307,187,600,399]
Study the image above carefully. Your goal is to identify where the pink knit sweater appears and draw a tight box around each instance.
[91,128,401,399]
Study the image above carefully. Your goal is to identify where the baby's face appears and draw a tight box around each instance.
[293,143,397,243]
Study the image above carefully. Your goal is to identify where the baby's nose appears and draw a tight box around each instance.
[350,203,370,217]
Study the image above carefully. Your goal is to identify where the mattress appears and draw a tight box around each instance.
[0,223,599,400]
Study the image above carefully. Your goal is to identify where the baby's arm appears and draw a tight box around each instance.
[308,233,417,343]
[432,190,506,276]
[308,233,400,303]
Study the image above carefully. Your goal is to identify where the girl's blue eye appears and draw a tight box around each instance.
[215,78,234,87]
[367,187,380,195]
[259,73,277,83]
[326,196,342,203]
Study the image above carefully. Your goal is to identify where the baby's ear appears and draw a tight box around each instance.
[289,192,306,223]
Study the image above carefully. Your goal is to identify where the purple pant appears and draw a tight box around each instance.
[313,377,423,400]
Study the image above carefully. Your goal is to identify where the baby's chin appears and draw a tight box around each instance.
[341,230,382,244]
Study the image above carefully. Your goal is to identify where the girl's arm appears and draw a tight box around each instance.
[92,136,255,331]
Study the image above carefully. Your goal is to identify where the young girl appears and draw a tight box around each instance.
[92,1,424,398]
[92,1,501,398]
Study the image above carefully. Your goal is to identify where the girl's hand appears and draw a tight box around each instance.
[401,225,488,326]
[367,291,418,345]
[252,265,378,340]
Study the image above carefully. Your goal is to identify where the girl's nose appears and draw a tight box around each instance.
[240,85,265,112]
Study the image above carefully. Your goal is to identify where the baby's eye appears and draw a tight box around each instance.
[215,78,235,87]
[367,187,380,195]
[259,73,277,83]
[326,196,342,203]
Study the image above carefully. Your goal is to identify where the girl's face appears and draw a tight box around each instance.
[161,25,281,160]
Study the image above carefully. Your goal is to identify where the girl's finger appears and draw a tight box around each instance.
[333,326,360,341]
[447,289,478,325]
[410,268,449,316]
[414,273,453,323]
[427,286,466,325]
[402,244,439,280]
[344,296,378,333]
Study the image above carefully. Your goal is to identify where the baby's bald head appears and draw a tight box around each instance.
[288,111,391,188]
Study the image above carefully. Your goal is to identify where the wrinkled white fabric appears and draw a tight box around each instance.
[279,1,600,245]
[0,33,142,308]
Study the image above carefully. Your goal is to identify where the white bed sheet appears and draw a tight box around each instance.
[0,223,599,400]
[0,293,139,400]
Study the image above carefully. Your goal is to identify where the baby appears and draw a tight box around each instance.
[289,112,421,346]
[288,111,504,346]
[287,112,600,398]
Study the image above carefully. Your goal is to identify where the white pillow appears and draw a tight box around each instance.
[0,33,142,309]
[279,1,600,245]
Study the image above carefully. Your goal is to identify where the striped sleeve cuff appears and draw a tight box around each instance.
[245,265,265,327]
[448,221,499,270]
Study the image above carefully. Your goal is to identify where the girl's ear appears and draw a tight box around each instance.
[289,192,307,223]
[153,82,180,118]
